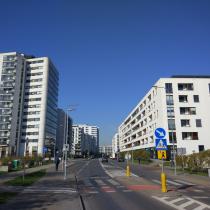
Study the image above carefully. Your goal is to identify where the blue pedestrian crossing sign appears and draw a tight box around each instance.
[155,128,166,139]
[155,139,168,150]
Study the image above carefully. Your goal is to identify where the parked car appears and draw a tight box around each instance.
[102,156,108,163]
[118,157,125,162]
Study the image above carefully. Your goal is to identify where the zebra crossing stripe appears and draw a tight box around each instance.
[174,179,195,186]
[95,179,106,186]
[167,180,181,186]
[107,179,120,186]
[152,179,161,184]
[152,196,210,210]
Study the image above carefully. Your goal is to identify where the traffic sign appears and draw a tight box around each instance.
[155,128,166,139]
[125,152,131,160]
[63,144,69,151]
[155,139,168,150]
[43,147,47,153]
[158,150,167,160]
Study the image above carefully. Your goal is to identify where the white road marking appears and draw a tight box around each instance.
[99,160,138,178]
[77,161,91,175]
[87,191,99,194]
[174,179,195,186]
[116,186,125,188]
[152,179,161,184]
[193,189,204,193]
[123,189,132,192]
[24,189,77,193]
[95,179,106,186]
[167,180,181,186]
[107,179,120,186]
[193,196,209,199]
[152,196,210,210]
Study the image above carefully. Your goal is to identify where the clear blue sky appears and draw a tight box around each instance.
[1,0,210,145]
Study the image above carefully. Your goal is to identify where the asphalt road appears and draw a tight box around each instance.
[109,159,210,207]
[73,159,175,210]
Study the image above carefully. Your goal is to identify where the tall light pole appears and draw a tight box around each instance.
[153,85,177,176]
[64,107,76,180]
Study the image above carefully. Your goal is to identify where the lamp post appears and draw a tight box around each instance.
[152,85,177,176]
[64,107,75,180]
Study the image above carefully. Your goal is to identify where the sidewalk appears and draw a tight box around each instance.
[0,164,82,210]
[140,160,210,186]
[0,163,54,184]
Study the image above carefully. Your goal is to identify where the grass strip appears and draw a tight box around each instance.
[0,192,18,204]
[5,170,46,186]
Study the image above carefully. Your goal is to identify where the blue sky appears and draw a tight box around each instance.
[1,0,210,145]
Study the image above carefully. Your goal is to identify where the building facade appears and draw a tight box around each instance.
[0,52,59,157]
[72,124,99,156]
[112,133,119,158]
[99,145,112,157]
[56,108,72,155]
[118,76,210,157]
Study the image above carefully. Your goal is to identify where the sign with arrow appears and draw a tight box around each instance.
[155,128,166,139]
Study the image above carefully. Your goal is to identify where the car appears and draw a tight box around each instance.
[118,157,125,162]
[101,156,108,162]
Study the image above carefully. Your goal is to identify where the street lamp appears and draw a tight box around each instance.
[64,107,75,180]
[152,85,177,176]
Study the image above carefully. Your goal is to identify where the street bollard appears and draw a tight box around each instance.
[161,172,167,192]
[126,165,131,177]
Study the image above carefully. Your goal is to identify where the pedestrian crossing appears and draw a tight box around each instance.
[80,177,161,194]
[152,195,210,210]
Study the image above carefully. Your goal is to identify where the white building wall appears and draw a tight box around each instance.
[118,77,210,155]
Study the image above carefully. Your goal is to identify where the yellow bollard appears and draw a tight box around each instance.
[126,165,131,177]
[161,172,167,192]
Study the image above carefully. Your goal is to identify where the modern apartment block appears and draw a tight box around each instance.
[72,124,99,156]
[99,145,112,157]
[56,108,72,154]
[112,133,119,158]
[118,76,210,157]
[0,52,59,157]
[80,124,99,153]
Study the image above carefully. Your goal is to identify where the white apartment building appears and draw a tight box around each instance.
[118,76,210,156]
[80,124,99,152]
[112,133,119,158]
[99,145,112,157]
[72,124,99,156]
[0,52,59,157]
[72,125,83,155]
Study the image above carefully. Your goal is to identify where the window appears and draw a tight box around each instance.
[178,83,194,91]
[180,107,196,115]
[196,119,202,127]
[169,132,177,143]
[167,107,174,118]
[182,132,198,140]
[166,95,174,105]
[168,119,176,130]
[165,83,173,93]
[199,145,204,152]
[179,95,188,103]
[193,95,199,103]
[181,119,190,127]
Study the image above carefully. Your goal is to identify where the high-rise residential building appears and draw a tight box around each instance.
[112,133,119,158]
[99,145,112,157]
[72,124,99,156]
[56,108,72,154]
[0,52,59,157]
[80,124,99,153]
[118,76,210,157]
[72,125,83,156]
